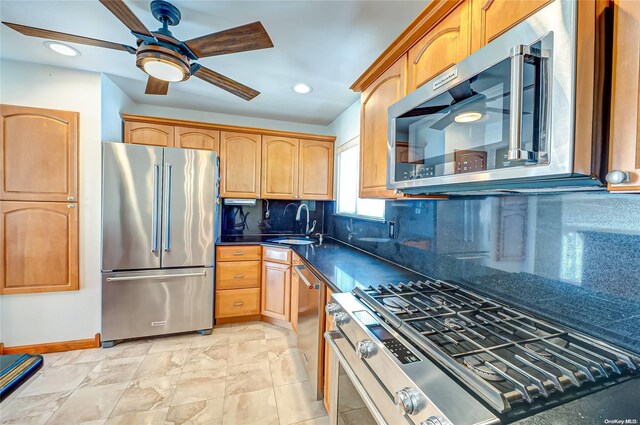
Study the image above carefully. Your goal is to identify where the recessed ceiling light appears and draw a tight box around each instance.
[292,83,312,94]
[454,111,483,123]
[44,41,80,57]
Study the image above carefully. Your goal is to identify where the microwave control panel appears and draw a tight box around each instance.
[401,165,436,181]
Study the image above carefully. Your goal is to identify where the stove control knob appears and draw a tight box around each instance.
[325,303,341,316]
[421,417,443,425]
[333,312,349,326]
[355,339,376,359]
[394,387,422,416]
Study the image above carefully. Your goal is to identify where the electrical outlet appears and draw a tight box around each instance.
[388,221,397,239]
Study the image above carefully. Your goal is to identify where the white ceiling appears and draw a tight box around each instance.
[0,1,426,125]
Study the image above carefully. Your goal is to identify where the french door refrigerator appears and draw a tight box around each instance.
[101,142,217,347]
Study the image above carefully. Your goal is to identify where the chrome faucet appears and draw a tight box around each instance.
[295,204,314,236]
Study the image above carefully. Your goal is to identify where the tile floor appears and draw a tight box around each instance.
[0,322,330,425]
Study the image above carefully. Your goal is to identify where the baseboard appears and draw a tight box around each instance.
[0,342,4,355]
[3,333,101,355]
[215,314,261,325]
[261,315,293,330]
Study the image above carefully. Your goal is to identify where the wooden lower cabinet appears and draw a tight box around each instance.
[216,261,261,290]
[216,245,262,262]
[261,261,291,321]
[0,201,78,294]
[216,288,261,318]
[323,286,335,412]
[290,268,300,333]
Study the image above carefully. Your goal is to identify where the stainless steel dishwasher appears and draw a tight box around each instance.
[294,263,323,400]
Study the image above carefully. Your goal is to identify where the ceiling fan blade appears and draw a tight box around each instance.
[2,22,135,52]
[486,107,531,115]
[399,105,449,118]
[448,81,474,103]
[145,76,169,95]
[185,21,273,58]
[99,0,153,38]
[192,65,259,100]
[430,114,455,131]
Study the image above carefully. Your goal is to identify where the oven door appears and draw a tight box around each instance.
[325,331,413,425]
[388,1,577,193]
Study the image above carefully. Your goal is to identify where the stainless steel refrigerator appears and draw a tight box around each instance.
[101,142,217,347]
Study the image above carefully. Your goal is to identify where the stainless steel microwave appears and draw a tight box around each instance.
[387,1,609,194]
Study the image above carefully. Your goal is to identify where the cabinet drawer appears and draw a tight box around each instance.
[215,288,261,318]
[216,261,261,290]
[263,246,291,264]
[217,245,261,261]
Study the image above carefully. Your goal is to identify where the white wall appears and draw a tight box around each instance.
[101,75,134,142]
[327,100,360,148]
[0,59,103,346]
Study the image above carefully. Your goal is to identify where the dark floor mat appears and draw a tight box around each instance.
[0,354,43,402]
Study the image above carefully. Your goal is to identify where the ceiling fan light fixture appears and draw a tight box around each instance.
[44,41,79,56]
[136,45,190,82]
[143,59,184,82]
[292,83,312,94]
[454,111,483,123]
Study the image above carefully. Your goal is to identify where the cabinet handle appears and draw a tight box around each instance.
[67,204,75,209]
[606,170,630,184]
[67,196,76,201]
[233,274,244,278]
[233,301,244,307]
[233,251,245,256]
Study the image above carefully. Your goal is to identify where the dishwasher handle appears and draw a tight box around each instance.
[293,264,319,289]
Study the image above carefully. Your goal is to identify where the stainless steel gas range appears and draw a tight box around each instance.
[324,279,639,425]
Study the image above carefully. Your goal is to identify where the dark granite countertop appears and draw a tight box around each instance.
[215,235,640,421]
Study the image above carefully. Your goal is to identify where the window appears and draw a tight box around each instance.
[336,137,385,219]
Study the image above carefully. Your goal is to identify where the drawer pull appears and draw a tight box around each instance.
[233,251,245,256]
[233,274,245,278]
[233,301,245,307]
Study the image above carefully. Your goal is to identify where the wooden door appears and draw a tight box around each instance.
[175,126,220,152]
[470,0,553,52]
[408,1,471,91]
[323,286,334,413]
[124,121,174,147]
[299,139,334,200]
[360,55,407,198]
[609,0,640,191]
[220,132,261,198]
[261,261,291,321]
[261,136,299,199]
[1,201,78,294]
[1,105,78,202]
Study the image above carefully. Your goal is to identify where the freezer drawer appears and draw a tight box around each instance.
[101,268,213,344]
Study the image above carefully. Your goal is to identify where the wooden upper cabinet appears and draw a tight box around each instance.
[261,136,299,199]
[174,127,219,152]
[261,261,291,321]
[220,131,261,198]
[608,0,640,191]
[1,201,78,294]
[470,0,553,51]
[1,105,78,202]
[360,55,407,199]
[408,1,471,91]
[299,140,334,200]
[124,121,174,147]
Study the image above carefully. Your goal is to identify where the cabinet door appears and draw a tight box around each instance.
[220,132,261,198]
[1,105,78,202]
[360,55,407,198]
[124,121,174,147]
[323,286,334,413]
[290,269,300,333]
[262,136,299,199]
[175,126,220,152]
[299,139,334,200]
[609,0,640,191]
[408,1,470,91]
[0,201,78,294]
[470,0,553,51]
[261,261,291,321]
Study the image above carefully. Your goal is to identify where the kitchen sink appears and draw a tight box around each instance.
[267,237,315,245]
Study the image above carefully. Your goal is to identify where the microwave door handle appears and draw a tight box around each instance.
[508,45,538,163]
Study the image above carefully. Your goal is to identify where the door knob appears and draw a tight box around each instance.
[606,170,630,184]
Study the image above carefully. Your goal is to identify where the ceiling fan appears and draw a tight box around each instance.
[2,0,274,100]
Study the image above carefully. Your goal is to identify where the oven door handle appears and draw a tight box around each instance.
[325,331,389,425]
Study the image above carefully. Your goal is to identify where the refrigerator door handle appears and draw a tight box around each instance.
[151,163,160,253]
[164,163,173,252]
[106,271,207,282]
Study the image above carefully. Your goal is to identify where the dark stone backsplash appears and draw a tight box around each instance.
[324,192,640,354]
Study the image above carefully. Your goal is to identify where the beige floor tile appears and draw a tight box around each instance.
[134,350,188,379]
[110,375,179,417]
[57,348,111,365]
[228,339,268,365]
[274,381,326,425]
[189,332,230,348]
[266,334,298,355]
[263,323,295,339]
[171,369,226,406]
[338,408,376,425]
[225,360,273,396]
[105,408,168,425]
[269,351,308,386]
[18,362,98,397]
[165,399,224,425]
[148,338,193,354]
[230,321,263,329]
[45,382,128,425]
[39,352,67,370]
[77,420,107,425]
[293,416,330,425]
[183,345,228,373]
[0,391,71,425]
[222,388,279,425]
[229,327,265,344]
[79,355,144,388]
[105,341,153,359]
